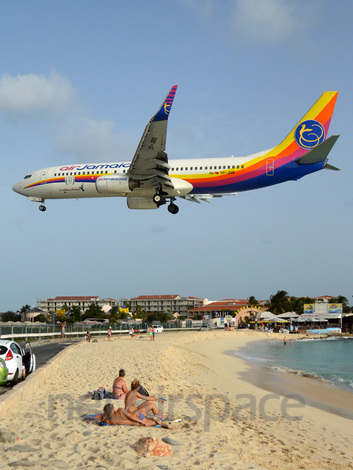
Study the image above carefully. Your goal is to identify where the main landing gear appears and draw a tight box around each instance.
[153,193,179,214]
[39,204,46,212]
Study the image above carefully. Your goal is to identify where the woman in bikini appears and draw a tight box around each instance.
[125,379,166,419]
[112,369,128,399]
[101,404,175,428]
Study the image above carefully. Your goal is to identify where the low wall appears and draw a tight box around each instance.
[0,341,79,419]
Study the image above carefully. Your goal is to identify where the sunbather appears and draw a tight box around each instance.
[112,369,128,399]
[125,379,166,419]
[101,403,174,428]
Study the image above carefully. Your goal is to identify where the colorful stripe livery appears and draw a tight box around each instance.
[150,85,178,122]
[172,91,338,194]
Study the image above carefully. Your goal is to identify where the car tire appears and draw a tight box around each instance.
[12,369,19,385]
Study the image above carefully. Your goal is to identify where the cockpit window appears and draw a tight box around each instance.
[24,174,32,179]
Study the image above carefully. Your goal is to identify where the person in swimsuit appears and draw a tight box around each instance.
[125,379,166,419]
[112,369,128,399]
[101,404,175,428]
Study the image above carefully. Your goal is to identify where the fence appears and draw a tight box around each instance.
[0,322,195,340]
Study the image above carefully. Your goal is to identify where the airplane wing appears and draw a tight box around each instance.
[127,86,178,192]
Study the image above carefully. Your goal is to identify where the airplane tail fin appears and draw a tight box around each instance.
[264,91,338,163]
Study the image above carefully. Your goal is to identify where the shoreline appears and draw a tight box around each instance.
[1,330,352,469]
[226,341,353,420]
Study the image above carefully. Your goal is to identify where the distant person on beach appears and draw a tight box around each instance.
[101,404,175,428]
[108,327,112,341]
[61,322,66,339]
[125,379,166,419]
[283,336,287,346]
[112,369,128,399]
[290,339,293,346]
[84,331,91,342]
[129,327,135,338]
[149,325,153,341]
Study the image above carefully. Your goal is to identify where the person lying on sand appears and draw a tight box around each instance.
[125,379,166,419]
[101,404,175,428]
[112,369,128,399]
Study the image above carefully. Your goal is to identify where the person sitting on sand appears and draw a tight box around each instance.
[112,369,128,399]
[101,404,175,428]
[84,331,91,342]
[129,327,135,338]
[125,379,166,419]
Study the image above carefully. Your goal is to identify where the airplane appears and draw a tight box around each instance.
[12,86,339,214]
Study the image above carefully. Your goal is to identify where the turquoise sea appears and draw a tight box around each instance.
[235,337,353,393]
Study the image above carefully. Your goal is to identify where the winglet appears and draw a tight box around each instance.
[150,85,178,122]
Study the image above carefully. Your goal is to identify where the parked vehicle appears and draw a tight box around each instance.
[199,325,212,331]
[216,324,225,329]
[0,358,9,385]
[152,325,163,333]
[0,340,36,385]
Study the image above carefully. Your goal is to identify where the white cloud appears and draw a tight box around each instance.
[0,72,73,120]
[0,71,134,161]
[183,0,321,46]
[229,0,317,44]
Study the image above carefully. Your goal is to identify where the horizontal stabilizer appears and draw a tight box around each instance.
[296,135,339,165]
[324,163,340,171]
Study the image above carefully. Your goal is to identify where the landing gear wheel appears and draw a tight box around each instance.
[168,203,179,214]
[153,194,166,206]
[39,205,46,212]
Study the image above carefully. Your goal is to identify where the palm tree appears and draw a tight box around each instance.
[266,290,292,315]
[247,296,259,306]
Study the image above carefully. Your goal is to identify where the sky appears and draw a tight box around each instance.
[1,0,352,312]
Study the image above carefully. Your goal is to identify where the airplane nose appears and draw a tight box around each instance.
[12,181,22,194]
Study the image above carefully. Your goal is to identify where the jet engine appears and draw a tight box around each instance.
[127,197,158,210]
[95,175,139,194]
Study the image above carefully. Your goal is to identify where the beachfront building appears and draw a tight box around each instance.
[188,299,266,320]
[38,296,121,314]
[127,295,206,317]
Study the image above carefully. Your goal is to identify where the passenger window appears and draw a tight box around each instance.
[181,168,183,171]
[205,166,208,170]
[176,168,179,171]
[219,166,221,169]
[190,167,193,170]
[241,165,244,168]
[83,172,85,175]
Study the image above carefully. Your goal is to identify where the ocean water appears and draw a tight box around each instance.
[235,337,353,393]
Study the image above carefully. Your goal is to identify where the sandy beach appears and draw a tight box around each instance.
[1,330,352,469]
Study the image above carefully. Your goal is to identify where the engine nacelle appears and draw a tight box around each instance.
[96,175,140,195]
[127,197,158,210]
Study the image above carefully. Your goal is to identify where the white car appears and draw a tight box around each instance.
[152,325,163,333]
[0,340,36,385]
